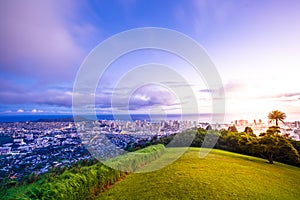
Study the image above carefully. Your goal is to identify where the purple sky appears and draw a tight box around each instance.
[1,0,300,122]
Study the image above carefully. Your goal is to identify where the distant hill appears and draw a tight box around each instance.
[97,148,300,200]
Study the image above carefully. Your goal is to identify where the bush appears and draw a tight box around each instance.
[2,144,165,200]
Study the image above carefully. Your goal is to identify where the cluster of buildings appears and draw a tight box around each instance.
[0,121,91,180]
[0,119,195,181]
[231,119,300,140]
[71,119,197,159]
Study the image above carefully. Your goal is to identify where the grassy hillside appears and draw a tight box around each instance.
[97,148,300,200]
[1,145,165,200]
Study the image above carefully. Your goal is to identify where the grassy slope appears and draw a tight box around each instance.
[1,145,165,199]
[97,148,300,200]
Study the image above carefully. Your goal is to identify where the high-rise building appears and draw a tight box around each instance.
[295,121,300,128]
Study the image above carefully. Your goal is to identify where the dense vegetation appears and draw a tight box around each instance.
[1,144,165,200]
[151,126,300,167]
[97,148,300,199]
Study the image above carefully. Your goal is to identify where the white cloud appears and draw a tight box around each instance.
[31,109,43,113]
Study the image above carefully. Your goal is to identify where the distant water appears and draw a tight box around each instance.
[0,113,298,124]
[0,114,218,123]
[0,115,73,123]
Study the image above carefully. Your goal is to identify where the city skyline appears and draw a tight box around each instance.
[1,0,300,122]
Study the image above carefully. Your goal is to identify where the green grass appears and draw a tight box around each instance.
[97,148,300,200]
[1,144,165,200]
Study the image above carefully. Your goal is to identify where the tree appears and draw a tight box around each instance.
[228,124,238,132]
[290,139,300,155]
[268,110,286,126]
[257,126,300,165]
[191,128,206,147]
[244,127,256,136]
[205,124,212,131]
[259,126,281,137]
[219,130,243,152]
[238,132,258,155]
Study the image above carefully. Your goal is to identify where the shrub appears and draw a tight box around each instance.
[3,144,165,200]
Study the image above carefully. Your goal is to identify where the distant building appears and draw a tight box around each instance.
[25,134,34,140]
[18,146,31,152]
[238,120,248,126]
[0,147,11,155]
[295,121,300,128]
[3,143,13,147]
[13,138,25,145]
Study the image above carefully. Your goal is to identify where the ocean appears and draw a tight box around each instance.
[3,113,292,124]
[0,114,217,123]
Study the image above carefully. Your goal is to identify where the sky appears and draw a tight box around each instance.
[0,0,300,122]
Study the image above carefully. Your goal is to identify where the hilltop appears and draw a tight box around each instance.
[97,148,300,200]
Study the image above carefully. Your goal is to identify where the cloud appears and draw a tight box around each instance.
[222,81,247,93]
[0,0,99,82]
[0,88,73,107]
[273,92,300,98]
[0,0,103,113]
[273,93,300,103]
[0,78,183,112]
[128,86,180,111]
[248,92,300,102]
[17,109,24,113]
[97,85,182,112]
[31,109,43,113]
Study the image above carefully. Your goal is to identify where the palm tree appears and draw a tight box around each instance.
[268,110,286,126]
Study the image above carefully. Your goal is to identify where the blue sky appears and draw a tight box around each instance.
[0,0,300,121]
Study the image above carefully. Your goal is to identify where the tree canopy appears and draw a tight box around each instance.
[268,110,286,126]
[257,126,300,164]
